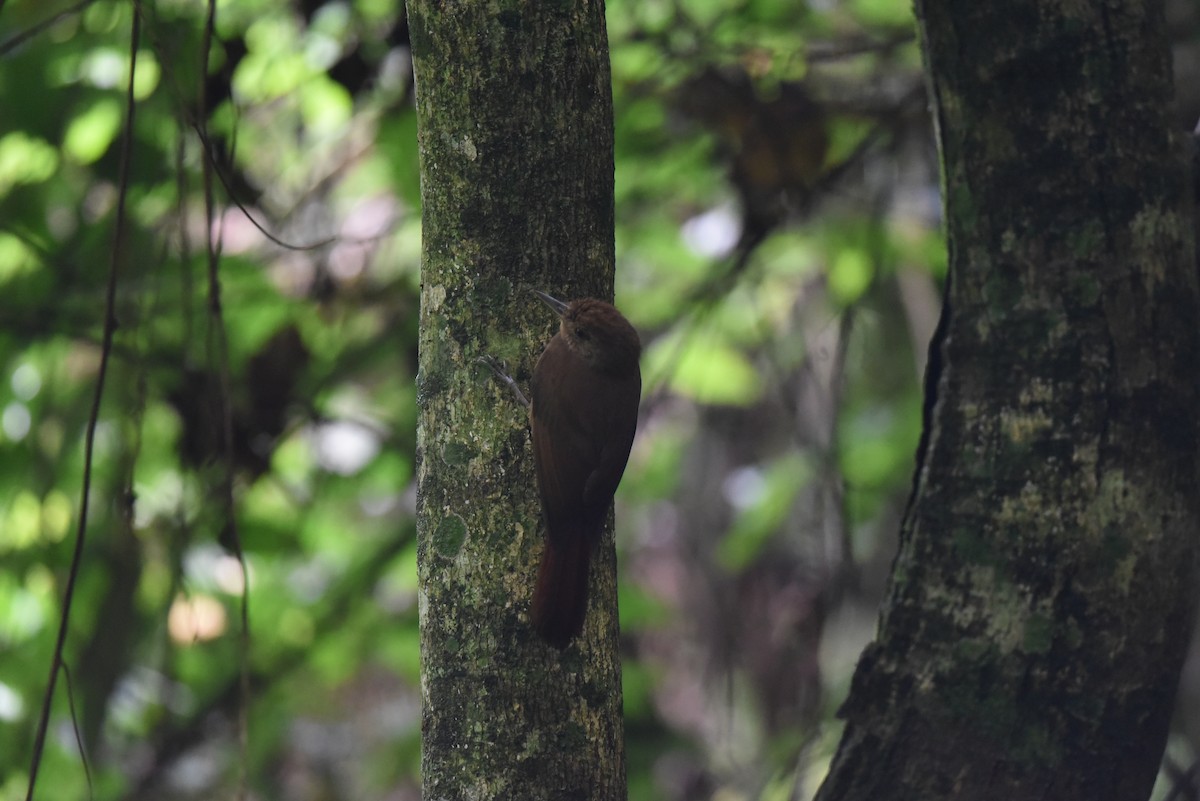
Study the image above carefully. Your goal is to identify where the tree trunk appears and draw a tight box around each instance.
[816,2,1199,799]
[408,1,625,799]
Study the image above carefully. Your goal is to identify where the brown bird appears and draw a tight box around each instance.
[528,290,641,647]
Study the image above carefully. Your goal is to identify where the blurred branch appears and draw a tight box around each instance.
[0,0,99,56]
[196,0,252,795]
[1163,757,1199,801]
[191,125,338,252]
[25,6,140,799]
[61,663,94,799]
[806,31,916,63]
[670,79,926,323]
[130,525,415,799]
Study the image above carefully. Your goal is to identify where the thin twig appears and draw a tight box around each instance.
[190,125,338,252]
[61,663,94,800]
[129,527,414,797]
[0,0,98,56]
[198,0,251,796]
[1162,759,1199,801]
[24,6,140,800]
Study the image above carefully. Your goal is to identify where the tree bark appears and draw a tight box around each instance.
[816,2,1199,799]
[408,1,625,799]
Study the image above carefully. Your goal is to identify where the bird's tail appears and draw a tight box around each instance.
[531,535,592,648]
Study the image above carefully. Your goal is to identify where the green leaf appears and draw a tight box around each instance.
[827,247,874,305]
[0,133,59,195]
[621,659,658,719]
[618,582,671,630]
[621,422,685,501]
[645,331,763,406]
[839,398,921,491]
[0,234,41,282]
[717,454,812,570]
[850,0,915,27]
[300,77,353,136]
[377,112,422,207]
[62,98,122,164]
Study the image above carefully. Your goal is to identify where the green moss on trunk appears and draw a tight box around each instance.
[817,2,1199,800]
[409,0,625,798]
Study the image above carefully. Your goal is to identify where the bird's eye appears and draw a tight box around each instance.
[575,327,590,341]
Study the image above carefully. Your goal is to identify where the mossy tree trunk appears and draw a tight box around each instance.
[407,1,625,799]
[816,2,1199,799]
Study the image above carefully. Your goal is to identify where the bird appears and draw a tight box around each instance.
[526,290,641,647]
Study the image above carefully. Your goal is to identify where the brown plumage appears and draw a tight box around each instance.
[529,291,641,648]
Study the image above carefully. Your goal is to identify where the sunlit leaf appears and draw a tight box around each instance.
[62,97,121,164]
[827,247,874,306]
[301,77,353,135]
[0,133,59,194]
[645,331,762,406]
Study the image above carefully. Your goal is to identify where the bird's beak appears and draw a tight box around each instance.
[531,289,569,317]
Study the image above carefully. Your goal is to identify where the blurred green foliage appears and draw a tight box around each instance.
[0,0,942,798]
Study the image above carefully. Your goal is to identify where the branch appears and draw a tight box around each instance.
[25,5,140,799]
